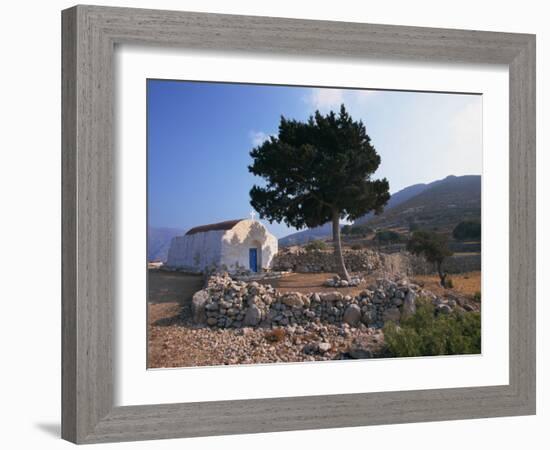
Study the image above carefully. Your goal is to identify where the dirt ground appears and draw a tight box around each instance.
[259,272,372,296]
[148,270,203,304]
[411,271,481,299]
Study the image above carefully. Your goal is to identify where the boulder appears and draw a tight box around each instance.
[243,304,262,326]
[318,342,331,353]
[282,292,305,308]
[343,304,362,327]
[319,292,343,302]
[191,290,210,324]
[401,290,417,320]
[361,310,376,325]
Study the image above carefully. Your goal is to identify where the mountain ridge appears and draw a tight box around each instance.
[278,174,480,246]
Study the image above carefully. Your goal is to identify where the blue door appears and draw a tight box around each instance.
[249,248,258,272]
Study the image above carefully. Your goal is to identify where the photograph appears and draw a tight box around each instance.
[146,80,483,368]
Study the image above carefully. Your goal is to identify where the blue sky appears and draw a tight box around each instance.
[147,80,482,238]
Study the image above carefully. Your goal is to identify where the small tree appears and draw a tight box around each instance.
[248,105,390,281]
[452,220,481,240]
[375,229,401,244]
[407,231,453,287]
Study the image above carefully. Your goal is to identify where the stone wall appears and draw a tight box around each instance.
[192,273,458,330]
[272,248,480,276]
[383,252,481,275]
[272,248,383,273]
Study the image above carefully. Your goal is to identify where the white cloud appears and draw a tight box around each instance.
[249,130,271,146]
[307,88,344,111]
[305,88,377,113]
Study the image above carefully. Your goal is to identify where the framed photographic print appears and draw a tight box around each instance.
[62,5,536,444]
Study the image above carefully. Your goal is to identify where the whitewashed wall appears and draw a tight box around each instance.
[166,220,278,272]
[166,230,224,271]
[221,220,278,271]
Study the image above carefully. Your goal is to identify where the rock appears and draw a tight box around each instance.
[361,310,376,325]
[438,304,452,315]
[303,343,318,355]
[191,290,210,324]
[319,292,343,302]
[248,295,261,305]
[464,304,475,312]
[282,292,304,308]
[206,317,218,326]
[382,307,401,323]
[318,342,331,353]
[243,305,262,326]
[343,304,362,327]
[340,280,349,287]
[348,346,373,359]
[392,297,403,306]
[401,290,417,320]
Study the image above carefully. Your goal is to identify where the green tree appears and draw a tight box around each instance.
[248,105,390,281]
[375,229,401,244]
[407,230,453,287]
[452,220,481,240]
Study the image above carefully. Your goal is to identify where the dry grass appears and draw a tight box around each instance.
[264,327,286,342]
[411,271,481,299]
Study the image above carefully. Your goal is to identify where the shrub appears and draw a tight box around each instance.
[304,240,328,252]
[342,224,373,236]
[383,299,481,357]
[264,328,286,342]
[453,221,481,240]
[473,291,481,302]
[375,229,402,244]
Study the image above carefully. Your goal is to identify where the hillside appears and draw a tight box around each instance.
[278,223,333,247]
[278,175,481,246]
[148,227,184,262]
[365,175,481,232]
[353,182,429,226]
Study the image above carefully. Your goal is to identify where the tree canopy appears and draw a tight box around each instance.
[248,105,390,280]
[248,105,390,229]
[452,220,481,240]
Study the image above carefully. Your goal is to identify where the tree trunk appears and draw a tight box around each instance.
[437,260,447,288]
[332,211,351,282]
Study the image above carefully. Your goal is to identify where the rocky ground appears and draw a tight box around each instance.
[147,269,480,369]
[148,302,385,368]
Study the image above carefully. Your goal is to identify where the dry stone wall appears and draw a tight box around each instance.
[272,248,383,273]
[272,248,480,276]
[192,273,454,330]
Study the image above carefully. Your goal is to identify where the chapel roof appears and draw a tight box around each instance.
[185,219,245,236]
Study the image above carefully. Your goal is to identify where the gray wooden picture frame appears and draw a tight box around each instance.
[61,4,536,444]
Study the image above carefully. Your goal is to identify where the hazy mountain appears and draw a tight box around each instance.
[353,182,429,226]
[148,227,184,262]
[364,175,481,231]
[278,175,481,245]
[278,223,333,247]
